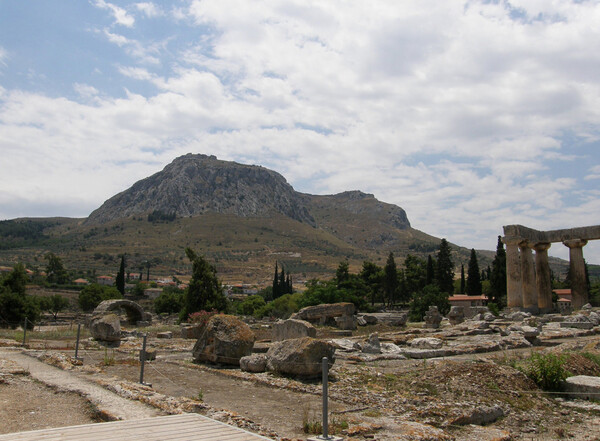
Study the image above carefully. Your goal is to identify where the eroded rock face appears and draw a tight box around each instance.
[192,315,255,365]
[266,337,335,378]
[410,337,443,350]
[90,314,121,342]
[271,319,316,342]
[448,306,465,325]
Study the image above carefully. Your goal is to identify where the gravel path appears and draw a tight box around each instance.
[0,348,163,421]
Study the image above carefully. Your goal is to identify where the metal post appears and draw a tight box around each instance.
[74,323,82,360]
[139,333,147,384]
[22,318,27,346]
[322,356,329,440]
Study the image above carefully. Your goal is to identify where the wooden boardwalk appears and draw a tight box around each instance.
[0,413,274,441]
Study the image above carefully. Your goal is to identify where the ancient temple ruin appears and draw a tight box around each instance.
[503,224,600,312]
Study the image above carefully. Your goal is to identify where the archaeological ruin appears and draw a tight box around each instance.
[503,224,600,312]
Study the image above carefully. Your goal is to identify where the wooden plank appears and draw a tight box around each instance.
[0,414,272,441]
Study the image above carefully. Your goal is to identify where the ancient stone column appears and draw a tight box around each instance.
[563,239,588,310]
[520,242,538,314]
[533,242,552,313]
[503,236,522,308]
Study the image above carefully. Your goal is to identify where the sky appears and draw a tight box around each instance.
[0,0,599,264]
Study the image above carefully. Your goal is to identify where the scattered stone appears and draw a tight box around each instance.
[330,338,360,352]
[589,312,600,326]
[394,421,454,440]
[141,349,156,361]
[564,375,600,400]
[521,326,540,341]
[410,337,443,350]
[291,302,355,326]
[361,314,379,325]
[266,336,335,378]
[450,405,504,425]
[180,324,204,339]
[239,354,268,373]
[424,306,443,329]
[192,314,255,365]
[271,319,316,341]
[560,322,594,330]
[582,303,593,310]
[447,306,465,325]
[483,312,496,322]
[356,316,367,326]
[361,333,381,354]
[334,314,357,330]
[90,314,121,343]
[508,311,531,321]
[157,331,173,339]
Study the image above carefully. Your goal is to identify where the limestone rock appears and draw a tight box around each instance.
[266,337,335,378]
[240,354,268,373]
[582,303,593,310]
[508,311,531,321]
[361,333,381,354]
[157,331,173,339]
[447,306,465,325]
[564,375,600,400]
[271,319,316,342]
[361,314,378,325]
[521,326,540,341]
[483,312,496,322]
[589,311,600,326]
[334,314,357,330]
[90,314,121,342]
[450,405,504,425]
[192,315,255,365]
[424,306,443,329]
[180,324,204,339]
[410,337,443,350]
[291,302,355,325]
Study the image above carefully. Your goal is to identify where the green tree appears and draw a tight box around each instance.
[237,295,266,316]
[272,261,280,299]
[116,255,126,295]
[336,260,350,288]
[2,263,28,295]
[466,249,482,295]
[360,261,383,305]
[180,248,227,321]
[45,253,69,285]
[426,255,435,286]
[41,294,70,320]
[409,284,450,322]
[403,255,427,299]
[78,284,122,312]
[460,264,466,294]
[383,252,399,306]
[154,288,184,314]
[436,239,454,294]
[489,236,507,306]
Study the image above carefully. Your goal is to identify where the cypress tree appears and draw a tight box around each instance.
[116,255,125,296]
[466,249,482,295]
[383,252,399,306]
[426,255,435,286]
[436,239,454,294]
[272,261,280,299]
[460,264,465,294]
[279,266,286,295]
[489,236,507,306]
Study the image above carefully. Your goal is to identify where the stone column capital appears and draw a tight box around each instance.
[533,242,551,252]
[563,239,588,249]
[502,236,524,246]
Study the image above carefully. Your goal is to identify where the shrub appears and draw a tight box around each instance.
[487,302,500,316]
[521,352,570,391]
[409,284,450,321]
[154,290,184,314]
[237,295,266,316]
[78,284,122,312]
[188,309,218,327]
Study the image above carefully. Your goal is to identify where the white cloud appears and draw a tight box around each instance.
[135,2,161,18]
[73,83,99,98]
[93,0,135,27]
[1,0,600,262]
[0,46,7,66]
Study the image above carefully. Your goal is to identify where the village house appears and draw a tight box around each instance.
[97,275,114,286]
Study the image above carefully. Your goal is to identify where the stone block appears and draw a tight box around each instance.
[564,375,600,400]
[157,331,173,339]
[271,319,316,341]
[560,322,594,329]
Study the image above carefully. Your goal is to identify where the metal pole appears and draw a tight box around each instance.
[22,318,27,346]
[139,333,147,384]
[322,356,329,440]
[74,323,82,360]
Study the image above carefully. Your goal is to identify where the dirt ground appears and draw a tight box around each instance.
[0,375,100,434]
[2,329,600,440]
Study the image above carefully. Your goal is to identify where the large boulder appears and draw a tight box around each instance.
[266,337,335,378]
[361,333,381,354]
[90,314,121,342]
[291,302,355,326]
[240,354,268,373]
[424,306,443,329]
[271,319,317,342]
[192,315,255,365]
[447,306,465,325]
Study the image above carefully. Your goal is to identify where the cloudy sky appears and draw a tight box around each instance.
[0,0,599,263]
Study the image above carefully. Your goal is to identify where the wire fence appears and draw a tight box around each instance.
[2,319,600,402]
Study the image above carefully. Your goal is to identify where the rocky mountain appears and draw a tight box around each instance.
[86,154,411,236]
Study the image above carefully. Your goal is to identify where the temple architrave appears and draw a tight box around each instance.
[502,225,600,313]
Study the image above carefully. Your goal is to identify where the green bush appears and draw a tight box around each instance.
[254,293,303,319]
[237,295,266,316]
[154,290,184,314]
[487,302,500,316]
[521,352,570,391]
